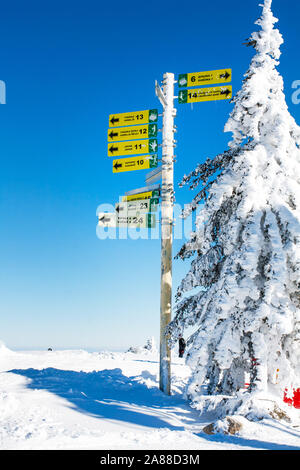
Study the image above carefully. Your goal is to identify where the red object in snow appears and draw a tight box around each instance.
[283,388,300,409]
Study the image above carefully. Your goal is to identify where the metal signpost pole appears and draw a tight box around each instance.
[157,72,176,395]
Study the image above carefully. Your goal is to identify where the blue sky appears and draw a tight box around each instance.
[1,0,300,351]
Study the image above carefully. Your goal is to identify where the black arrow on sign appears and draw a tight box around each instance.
[220,88,231,97]
[219,71,231,80]
[109,131,118,140]
[110,116,119,125]
[115,204,125,213]
[113,161,122,171]
[99,215,111,224]
[109,145,119,155]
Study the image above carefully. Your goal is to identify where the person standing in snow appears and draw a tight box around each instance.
[178,336,186,358]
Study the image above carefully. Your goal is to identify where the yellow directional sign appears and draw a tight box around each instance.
[178,86,232,104]
[178,69,232,87]
[113,154,158,173]
[109,109,158,127]
[108,123,158,142]
[122,189,160,202]
[108,139,158,157]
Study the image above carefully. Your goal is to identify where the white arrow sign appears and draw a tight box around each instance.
[115,198,158,215]
[98,212,156,228]
[98,212,116,227]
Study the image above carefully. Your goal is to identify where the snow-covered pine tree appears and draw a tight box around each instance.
[168,0,300,414]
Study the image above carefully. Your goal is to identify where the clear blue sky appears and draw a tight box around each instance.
[1,0,300,351]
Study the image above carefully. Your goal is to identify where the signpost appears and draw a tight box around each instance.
[154,68,231,395]
[108,123,158,142]
[98,66,232,397]
[112,154,158,173]
[109,109,158,127]
[178,86,232,104]
[178,68,232,87]
[108,139,158,157]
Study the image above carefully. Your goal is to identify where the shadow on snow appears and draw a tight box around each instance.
[9,367,190,430]
[8,367,300,450]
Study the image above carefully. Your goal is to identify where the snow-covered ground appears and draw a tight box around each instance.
[0,343,300,450]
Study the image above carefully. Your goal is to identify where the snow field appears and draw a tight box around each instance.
[0,345,300,450]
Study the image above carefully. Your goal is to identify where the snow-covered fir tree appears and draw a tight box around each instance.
[168,0,300,415]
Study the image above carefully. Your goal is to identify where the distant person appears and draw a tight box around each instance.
[178,336,186,358]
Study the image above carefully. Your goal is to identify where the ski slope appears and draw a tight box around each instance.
[0,344,300,450]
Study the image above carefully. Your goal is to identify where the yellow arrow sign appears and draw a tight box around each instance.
[108,139,158,157]
[122,189,160,202]
[113,155,158,173]
[98,212,156,228]
[107,123,158,142]
[178,69,232,87]
[117,213,156,228]
[178,86,232,104]
[109,109,158,127]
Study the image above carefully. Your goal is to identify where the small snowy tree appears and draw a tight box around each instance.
[144,337,157,352]
[169,0,300,416]
[126,337,157,354]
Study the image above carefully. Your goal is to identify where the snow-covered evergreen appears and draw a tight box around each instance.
[126,337,158,354]
[169,0,300,416]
